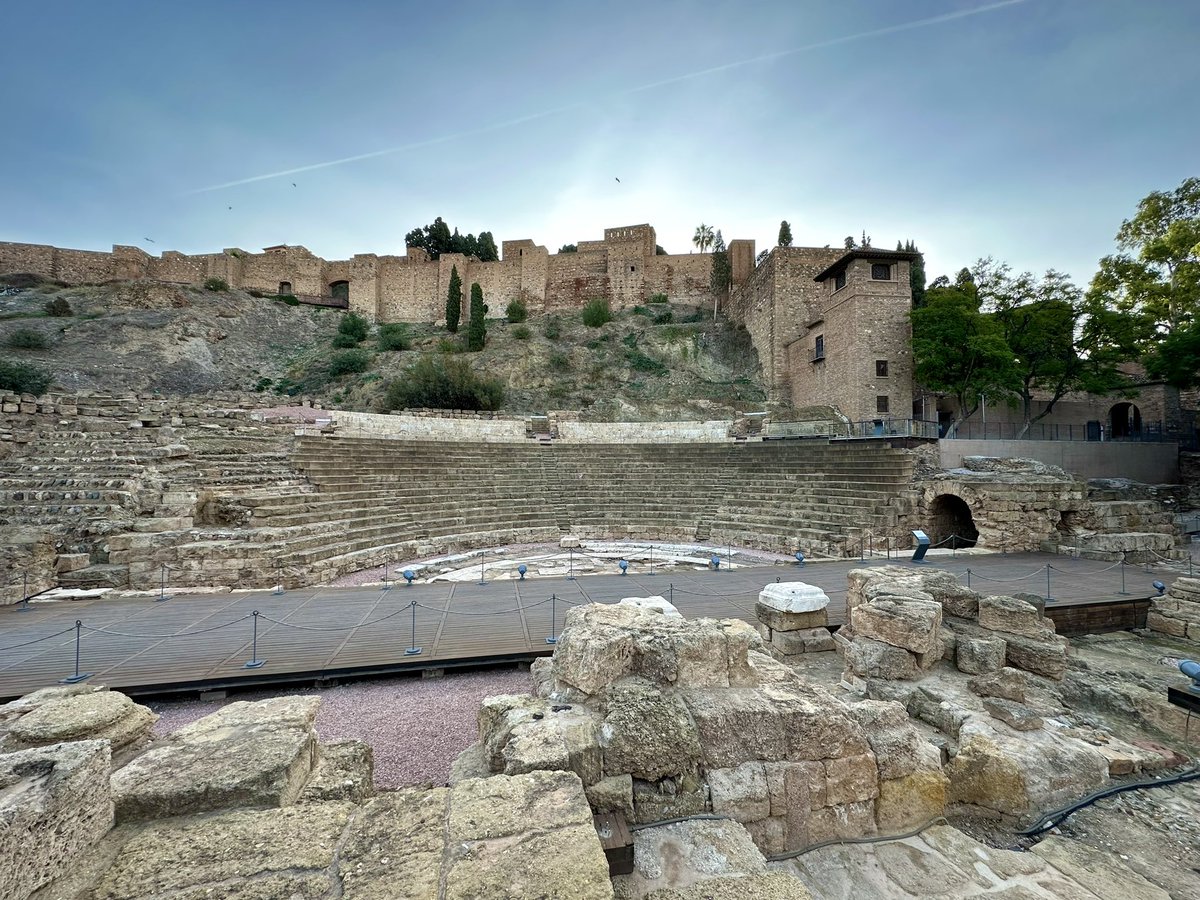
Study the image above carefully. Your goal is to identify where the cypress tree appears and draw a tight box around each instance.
[467,282,488,351]
[777,220,793,247]
[446,266,462,333]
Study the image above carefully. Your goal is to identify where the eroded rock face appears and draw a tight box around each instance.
[0,685,157,762]
[110,696,321,823]
[1147,576,1200,641]
[1,740,113,900]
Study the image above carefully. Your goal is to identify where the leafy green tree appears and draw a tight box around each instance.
[467,283,488,351]
[476,231,499,262]
[911,279,1017,437]
[558,244,578,253]
[778,221,793,247]
[1086,177,1199,382]
[655,244,668,256]
[1144,319,1200,388]
[581,298,613,327]
[405,218,500,261]
[710,230,732,296]
[898,240,926,307]
[382,354,504,411]
[0,360,52,394]
[843,235,857,250]
[505,298,528,323]
[446,265,462,333]
[328,349,371,377]
[693,224,714,254]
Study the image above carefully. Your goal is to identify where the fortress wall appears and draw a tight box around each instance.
[545,250,610,309]
[332,409,528,442]
[461,256,523,316]
[644,253,711,305]
[556,420,731,443]
[349,255,382,319]
[379,256,439,322]
[148,251,207,284]
[519,246,550,313]
[0,242,58,277]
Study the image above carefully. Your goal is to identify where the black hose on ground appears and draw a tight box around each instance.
[1016,766,1200,837]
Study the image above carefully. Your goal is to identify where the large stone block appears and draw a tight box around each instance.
[851,597,942,654]
[0,740,113,900]
[770,626,835,655]
[0,687,157,760]
[876,768,949,832]
[1003,632,1069,680]
[708,761,770,822]
[601,678,700,782]
[978,594,1053,638]
[956,635,1007,675]
[756,582,830,632]
[110,696,321,823]
[844,636,920,681]
[823,752,880,806]
[847,700,926,780]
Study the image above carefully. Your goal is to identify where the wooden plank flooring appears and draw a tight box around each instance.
[0,553,1184,699]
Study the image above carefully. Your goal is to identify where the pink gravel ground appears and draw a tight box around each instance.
[149,667,531,789]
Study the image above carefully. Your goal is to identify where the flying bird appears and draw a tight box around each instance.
[227,206,233,210]
[614,177,620,183]
[292,183,297,187]
[143,237,155,243]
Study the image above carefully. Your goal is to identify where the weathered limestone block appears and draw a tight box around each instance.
[619,595,682,617]
[0,686,157,760]
[530,656,554,698]
[0,740,113,900]
[708,761,770,822]
[632,777,710,824]
[770,626,835,655]
[978,594,1054,638]
[847,565,980,619]
[641,874,814,899]
[756,582,829,631]
[983,697,1044,731]
[443,771,612,899]
[449,742,490,784]
[585,773,634,819]
[844,636,920,681]
[682,684,870,768]
[823,752,880,806]
[601,678,700,782]
[847,700,926,780]
[1003,631,1070,680]
[906,686,972,740]
[956,635,1007,675]
[479,694,602,785]
[614,819,770,898]
[851,596,942,654]
[110,696,321,823]
[1030,836,1172,900]
[298,740,374,803]
[876,767,949,832]
[968,667,1032,703]
[806,799,877,844]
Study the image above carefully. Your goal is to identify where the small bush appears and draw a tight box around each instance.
[543,317,562,340]
[378,323,411,352]
[247,289,266,298]
[581,298,613,328]
[0,360,53,394]
[648,292,669,304]
[253,377,274,392]
[512,325,531,340]
[654,309,673,325]
[44,297,73,317]
[437,337,465,354]
[548,351,571,372]
[6,328,49,350]
[328,349,372,377]
[382,354,505,411]
[203,277,229,292]
[274,294,300,306]
[331,332,360,349]
[631,305,651,317]
[505,298,528,323]
[625,348,668,375]
[338,312,370,342]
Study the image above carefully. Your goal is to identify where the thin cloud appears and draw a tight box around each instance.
[186,0,1034,195]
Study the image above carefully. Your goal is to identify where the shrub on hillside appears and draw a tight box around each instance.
[277,294,301,306]
[203,277,229,292]
[44,297,73,317]
[0,360,52,394]
[505,298,528,323]
[338,312,370,342]
[328,349,371,377]
[512,325,531,340]
[543,316,562,340]
[6,328,49,350]
[332,332,360,349]
[378,323,411,352]
[247,289,266,298]
[548,351,571,372]
[648,292,669,304]
[382,354,504,411]
[581,298,612,328]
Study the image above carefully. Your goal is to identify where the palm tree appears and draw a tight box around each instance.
[693,224,714,254]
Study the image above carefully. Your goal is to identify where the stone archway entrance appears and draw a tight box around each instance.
[1109,402,1142,439]
[329,280,349,303]
[928,494,978,549]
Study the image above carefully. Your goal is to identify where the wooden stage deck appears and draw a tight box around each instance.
[0,553,1181,700]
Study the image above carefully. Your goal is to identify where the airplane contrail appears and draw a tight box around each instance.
[186,0,1033,195]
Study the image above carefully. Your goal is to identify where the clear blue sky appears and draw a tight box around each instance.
[2,0,1196,286]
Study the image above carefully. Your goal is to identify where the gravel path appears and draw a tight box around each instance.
[149,668,531,788]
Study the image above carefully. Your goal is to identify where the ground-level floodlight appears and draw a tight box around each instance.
[711,556,721,570]
[403,569,415,586]
[618,559,628,575]
[1154,580,1167,596]
[518,564,528,580]
[795,552,806,567]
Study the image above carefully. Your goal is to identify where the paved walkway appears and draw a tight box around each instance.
[0,552,1183,699]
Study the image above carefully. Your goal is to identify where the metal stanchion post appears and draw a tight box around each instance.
[669,583,674,605]
[273,560,285,595]
[478,550,487,586]
[648,544,655,576]
[156,564,171,603]
[567,547,575,581]
[381,561,391,591]
[405,601,422,655]
[1045,565,1053,603]
[19,571,30,612]
[244,610,266,668]
[61,620,92,684]
[547,594,558,645]
[966,568,972,589]
[1119,558,1129,596]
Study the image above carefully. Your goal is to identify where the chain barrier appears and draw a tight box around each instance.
[0,625,77,654]
[81,615,254,639]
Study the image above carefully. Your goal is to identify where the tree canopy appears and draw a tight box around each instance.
[778,221,793,247]
[693,224,714,254]
[404,217,500,262]
[1086,177,1200,387]
[710,230,731,297]
[445,265,462,334]
[467,282,488,352]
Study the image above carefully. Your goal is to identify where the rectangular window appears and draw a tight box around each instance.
[813,335,825,361]
[871,263,891,280]
[833,271,846,291]
[876,360,889,377]
[876,395,890,414]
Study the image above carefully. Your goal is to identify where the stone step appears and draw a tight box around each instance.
[57,563,130,589]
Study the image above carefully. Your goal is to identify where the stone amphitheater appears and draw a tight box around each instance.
[3,387,1200,899]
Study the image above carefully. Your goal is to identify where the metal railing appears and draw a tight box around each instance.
[944,419,1196,444]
